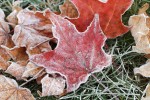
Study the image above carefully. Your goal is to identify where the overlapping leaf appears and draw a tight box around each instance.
[129,3,150,54]
[12,9,52,49]
[41,75,65,96]
[26,42,51,56]
[129,3,150,77]
[1,46,28,65]
[68,0,133,38]
[129,3,150,99]
[60,0,78,18]
[0,75,35,100]
[6,62,26,80]
[31,13,112,92]
[0,48,11,70]
[0,9,12,70]
[0,9,10,45]
[6,1,22,26]
[134,60,150,77]
[22,62,45,78]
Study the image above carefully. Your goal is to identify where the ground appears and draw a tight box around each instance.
[0,0,150,100]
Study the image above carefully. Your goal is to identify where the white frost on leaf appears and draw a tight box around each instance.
[41,74,65,96]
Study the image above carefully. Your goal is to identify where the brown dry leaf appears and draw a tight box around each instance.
[145,54,150,59]
[138,3,149,15]
[0,9,13,70]
[7,8,20,26]
[41,74,65,96]
[60,0,78,18]
[0,48,11,70]
[128,3,150,54]
[0,75,35,100]
[22,62,45,78]
[6,1,22,26]
[1,46,28,66]
[6,62,25,80]
[26,41,51,56]
[36,73,46,84]
[134,60,150,77]
[0,9,10,45]
[142,84,150,100]
[12,9,53,49]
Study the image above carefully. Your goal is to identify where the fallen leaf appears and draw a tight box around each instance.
[128,3,150,54]
[68,0,133,38]
[134,60,150,77]
[142,84,150,100]
[60,0,78,18]
[22,62,45,78]
[31,13,112,92]
[0,75,35,100]
[138,3,149,15]
[41,74,65,96]
[0,9,10,45]
[0,48,11,70]
[12,9,53,49]
[6,1,22,26]
[36,73,46,84]
[0,9,12,70]
[1,46,29,66]
[7,9,20,27]
[6,62,25,80]
[26,41,51,56]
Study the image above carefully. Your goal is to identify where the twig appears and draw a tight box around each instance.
[20,68,45,87]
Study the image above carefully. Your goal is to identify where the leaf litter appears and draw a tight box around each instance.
[0,0,135,99]
[129,3,150,99]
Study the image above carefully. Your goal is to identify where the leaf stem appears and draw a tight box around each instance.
[20,68,45,87]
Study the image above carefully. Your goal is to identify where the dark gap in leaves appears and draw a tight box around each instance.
[8,29,14,35]
[49,40,57,50]
[20,2,30,9]
[146,3,150,16]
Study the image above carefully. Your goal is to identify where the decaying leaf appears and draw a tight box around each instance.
[60,0,78,18]
[0,75,35,100]
[0,48,11,70]
[6,62,25,80]
[26,41,51,56]
[0,9,12,70]
[1,46,28,66]
[128,3,150,54]
[31,13,112,92]
[36,73,46,84]
[12,9,53,49]
[6,1,22,26]
[41,74,65,96]
[138,3,149,15]
[22,62,44,78]
[0,9,10,45]
[134,60,150,77]
[142,84,150,100]
[68,0,133,38]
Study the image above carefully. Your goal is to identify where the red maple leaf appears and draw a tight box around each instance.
[30,13,111,92]
[69,0,133,38]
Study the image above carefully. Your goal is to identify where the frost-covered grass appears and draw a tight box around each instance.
[0,0,150,100]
